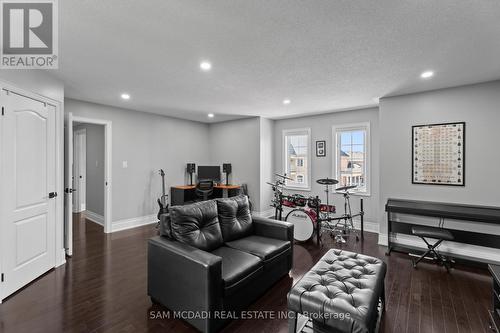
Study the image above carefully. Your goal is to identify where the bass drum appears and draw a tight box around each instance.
[285,209,316,242]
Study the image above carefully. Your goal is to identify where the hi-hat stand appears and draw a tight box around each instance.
[315,184,364,245]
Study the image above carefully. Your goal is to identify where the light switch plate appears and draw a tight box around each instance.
[122,161,128,168]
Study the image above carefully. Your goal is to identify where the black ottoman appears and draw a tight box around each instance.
[287,249,386,333]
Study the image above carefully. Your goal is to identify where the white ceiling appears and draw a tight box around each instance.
[55,0,500,123]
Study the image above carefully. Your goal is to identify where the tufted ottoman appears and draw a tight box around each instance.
[287,249,386,333]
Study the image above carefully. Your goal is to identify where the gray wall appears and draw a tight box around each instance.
[209,117,262,211]
[65,99,211,223]
[75,123,105,216]
[259,118,275,213]
[273,107,380,224]
[379,80,500,235]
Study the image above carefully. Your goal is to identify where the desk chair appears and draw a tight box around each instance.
[195,180,214,201]
[411,226,454,272]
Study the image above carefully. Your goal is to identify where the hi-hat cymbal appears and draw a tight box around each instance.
[275,173,293,181]
[336,185,357,192]
[316,178,339,185]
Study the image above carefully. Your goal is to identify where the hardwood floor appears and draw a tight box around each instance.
[0,213,493,333]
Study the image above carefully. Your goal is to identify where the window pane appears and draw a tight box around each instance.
[284,131,309,188]
[340,132,351,145]
[352,131,364,144]
[351,145,364,161]
[335,127,368,193]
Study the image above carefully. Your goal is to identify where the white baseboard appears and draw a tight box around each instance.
[72,204,86,213]
[378,232,500,263]
[84,210,104,226]
[352,218,379,234]
[112,214,157,233]
[252,208,380,234]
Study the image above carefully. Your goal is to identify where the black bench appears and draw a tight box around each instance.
[411,226,454,271]
[287,249,386,333]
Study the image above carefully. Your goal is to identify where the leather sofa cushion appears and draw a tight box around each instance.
[216,195,253,242]
[211,246,263,295]
[170,200,223,252]
[225,235,290,263]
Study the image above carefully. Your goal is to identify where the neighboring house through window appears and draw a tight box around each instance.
[283,128,311,190]
[333,123,370,194]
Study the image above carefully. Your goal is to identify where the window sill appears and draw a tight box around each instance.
[284,186,311,192]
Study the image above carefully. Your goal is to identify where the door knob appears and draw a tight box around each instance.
[49,192,57,199]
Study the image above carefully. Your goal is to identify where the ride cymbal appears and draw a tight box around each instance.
[335,185,357,192]
[316,178,339,185]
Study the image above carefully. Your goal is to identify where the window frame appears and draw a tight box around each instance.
[282,127,312,191]
[332,122,371,196]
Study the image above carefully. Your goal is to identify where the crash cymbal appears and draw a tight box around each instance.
[316,178,339,185]
[275,173,293,181]
[335,185,357,192]
[266,182,279,187]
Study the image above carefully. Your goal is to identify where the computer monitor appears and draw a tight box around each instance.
[197,166,221,183]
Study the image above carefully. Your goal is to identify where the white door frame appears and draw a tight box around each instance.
[0,81,64,304]
[73,128,87,213]
[71,116,112,233]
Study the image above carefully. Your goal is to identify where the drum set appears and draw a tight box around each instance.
[268,173,364,244]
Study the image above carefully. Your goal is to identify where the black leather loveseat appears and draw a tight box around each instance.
[148,195,294,333]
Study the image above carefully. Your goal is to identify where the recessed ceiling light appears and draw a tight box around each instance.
[283,99,291,105]
[200,61,212,71]
[208,113,214,118]
[121,93,130,100]
[420,71,434,79]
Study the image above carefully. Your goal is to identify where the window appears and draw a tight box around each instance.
[333,123,370,194]
[283,128,311,190]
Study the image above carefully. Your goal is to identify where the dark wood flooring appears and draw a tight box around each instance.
[0,214,493,333]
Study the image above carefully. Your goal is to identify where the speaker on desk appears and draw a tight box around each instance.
[187,163,196,185]
[223,163,232,185]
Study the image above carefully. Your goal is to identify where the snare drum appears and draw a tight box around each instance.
[285,208,317,242]
[307,196,320,209]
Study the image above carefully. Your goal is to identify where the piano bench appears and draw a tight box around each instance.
[411,226,454,272]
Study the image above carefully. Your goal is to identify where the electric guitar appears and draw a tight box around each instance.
[157,169,169,220]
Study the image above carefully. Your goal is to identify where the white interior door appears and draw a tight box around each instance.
[64,113,73,256]
[72,128,86,212]
[0,89,56,299]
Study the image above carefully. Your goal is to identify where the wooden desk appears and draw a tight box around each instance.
[171,184,241,206]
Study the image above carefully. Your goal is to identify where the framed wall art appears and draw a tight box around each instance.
[412,122,465,186]
[316,140,326,157]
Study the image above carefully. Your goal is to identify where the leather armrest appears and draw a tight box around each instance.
[148,236,223,316]
[252,216,294,242]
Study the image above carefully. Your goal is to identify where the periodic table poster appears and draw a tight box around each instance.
[412,122,465,186]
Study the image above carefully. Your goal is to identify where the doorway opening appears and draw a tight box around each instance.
[73,122,105,230]
[65,114,112,257]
